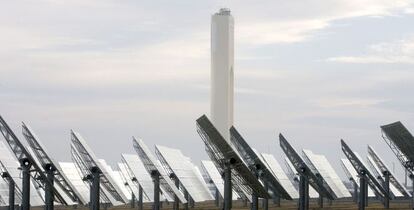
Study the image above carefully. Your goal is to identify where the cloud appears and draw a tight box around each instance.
[232,0,414,44]
[238,19,329,44]
[312,97,385,108]
[327,35,414,64]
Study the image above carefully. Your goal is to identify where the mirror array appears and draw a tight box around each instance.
[0,114,412,210]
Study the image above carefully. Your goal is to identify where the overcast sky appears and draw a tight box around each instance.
[1,0,414,181]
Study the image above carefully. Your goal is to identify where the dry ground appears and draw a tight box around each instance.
[29,199,414,210]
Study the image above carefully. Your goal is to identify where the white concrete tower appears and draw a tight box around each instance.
[210,8,234,143]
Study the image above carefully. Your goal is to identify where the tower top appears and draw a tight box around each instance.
[216,8,231,16]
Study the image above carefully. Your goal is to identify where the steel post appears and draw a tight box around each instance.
[45,164,55,210]
[318,194,323,208]
[173,176,179,210]
[365,179,368,207]
[299,173,307,210]
[305,177,309,210]
[152,170,160,210]
[131,193,135,208]
[184,190,189,210]
[86,175,93,209]
[91,167,101,210]
[352,179,358,203]
[410,174,414,210]
[262,182,268,210]
[383,171,390,209]
[138,185,143,210]
[359,172,366,210]
[223,162,232,210]
[21,159,31,210]
[251,193,258,210]
[190,196,194,208]
[317,174,323,208]
[273,196,280,207]
[7,175,15,210]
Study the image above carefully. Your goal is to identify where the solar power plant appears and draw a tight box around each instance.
[340,158,376,197]
[283,157,319,199]
[302,149,351,198]
[155,145,213,202]
[196,115,269,199]
[132,137,187,203]
[381,122,414,172]
[70,143,113,205]
[279,134,336,200]
[0,115,67,210]
[70,131,129,205]
[229,127,292,200]
[261,153,299,199]
[22,123,85,205]
[341,139,390,206]
[121,154,153,202]
[367,145,410,198]
[58,162,90,204]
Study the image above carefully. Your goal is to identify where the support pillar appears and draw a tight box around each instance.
[44,164,55,210]
[151,170,160,210]
[352,179,358,203]
[251,193,258,210]
[365,179,368,207]
[172,174,179,210]
[223,162,232,210]
[2,172,15,210]
[318,195,323,208]
[316,174,323,208]
[359,171,366,210]
[262,182,268,210]
[299,171,308,210]
[84,175,93,209]
[184,190,189,210]
[21,158,31,210]
[410,174,414,210]
[273,196,280,207]
[383,171,390,209]
[305,179,309,210]
[131,193,135,208]
[138,185,143,210]
[190,196,194,208]
[9,179,15,210]
[91,167,101,210]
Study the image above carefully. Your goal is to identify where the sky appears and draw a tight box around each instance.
[1,0,414,182]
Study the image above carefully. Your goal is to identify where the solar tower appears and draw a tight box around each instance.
[211,8,234,143]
